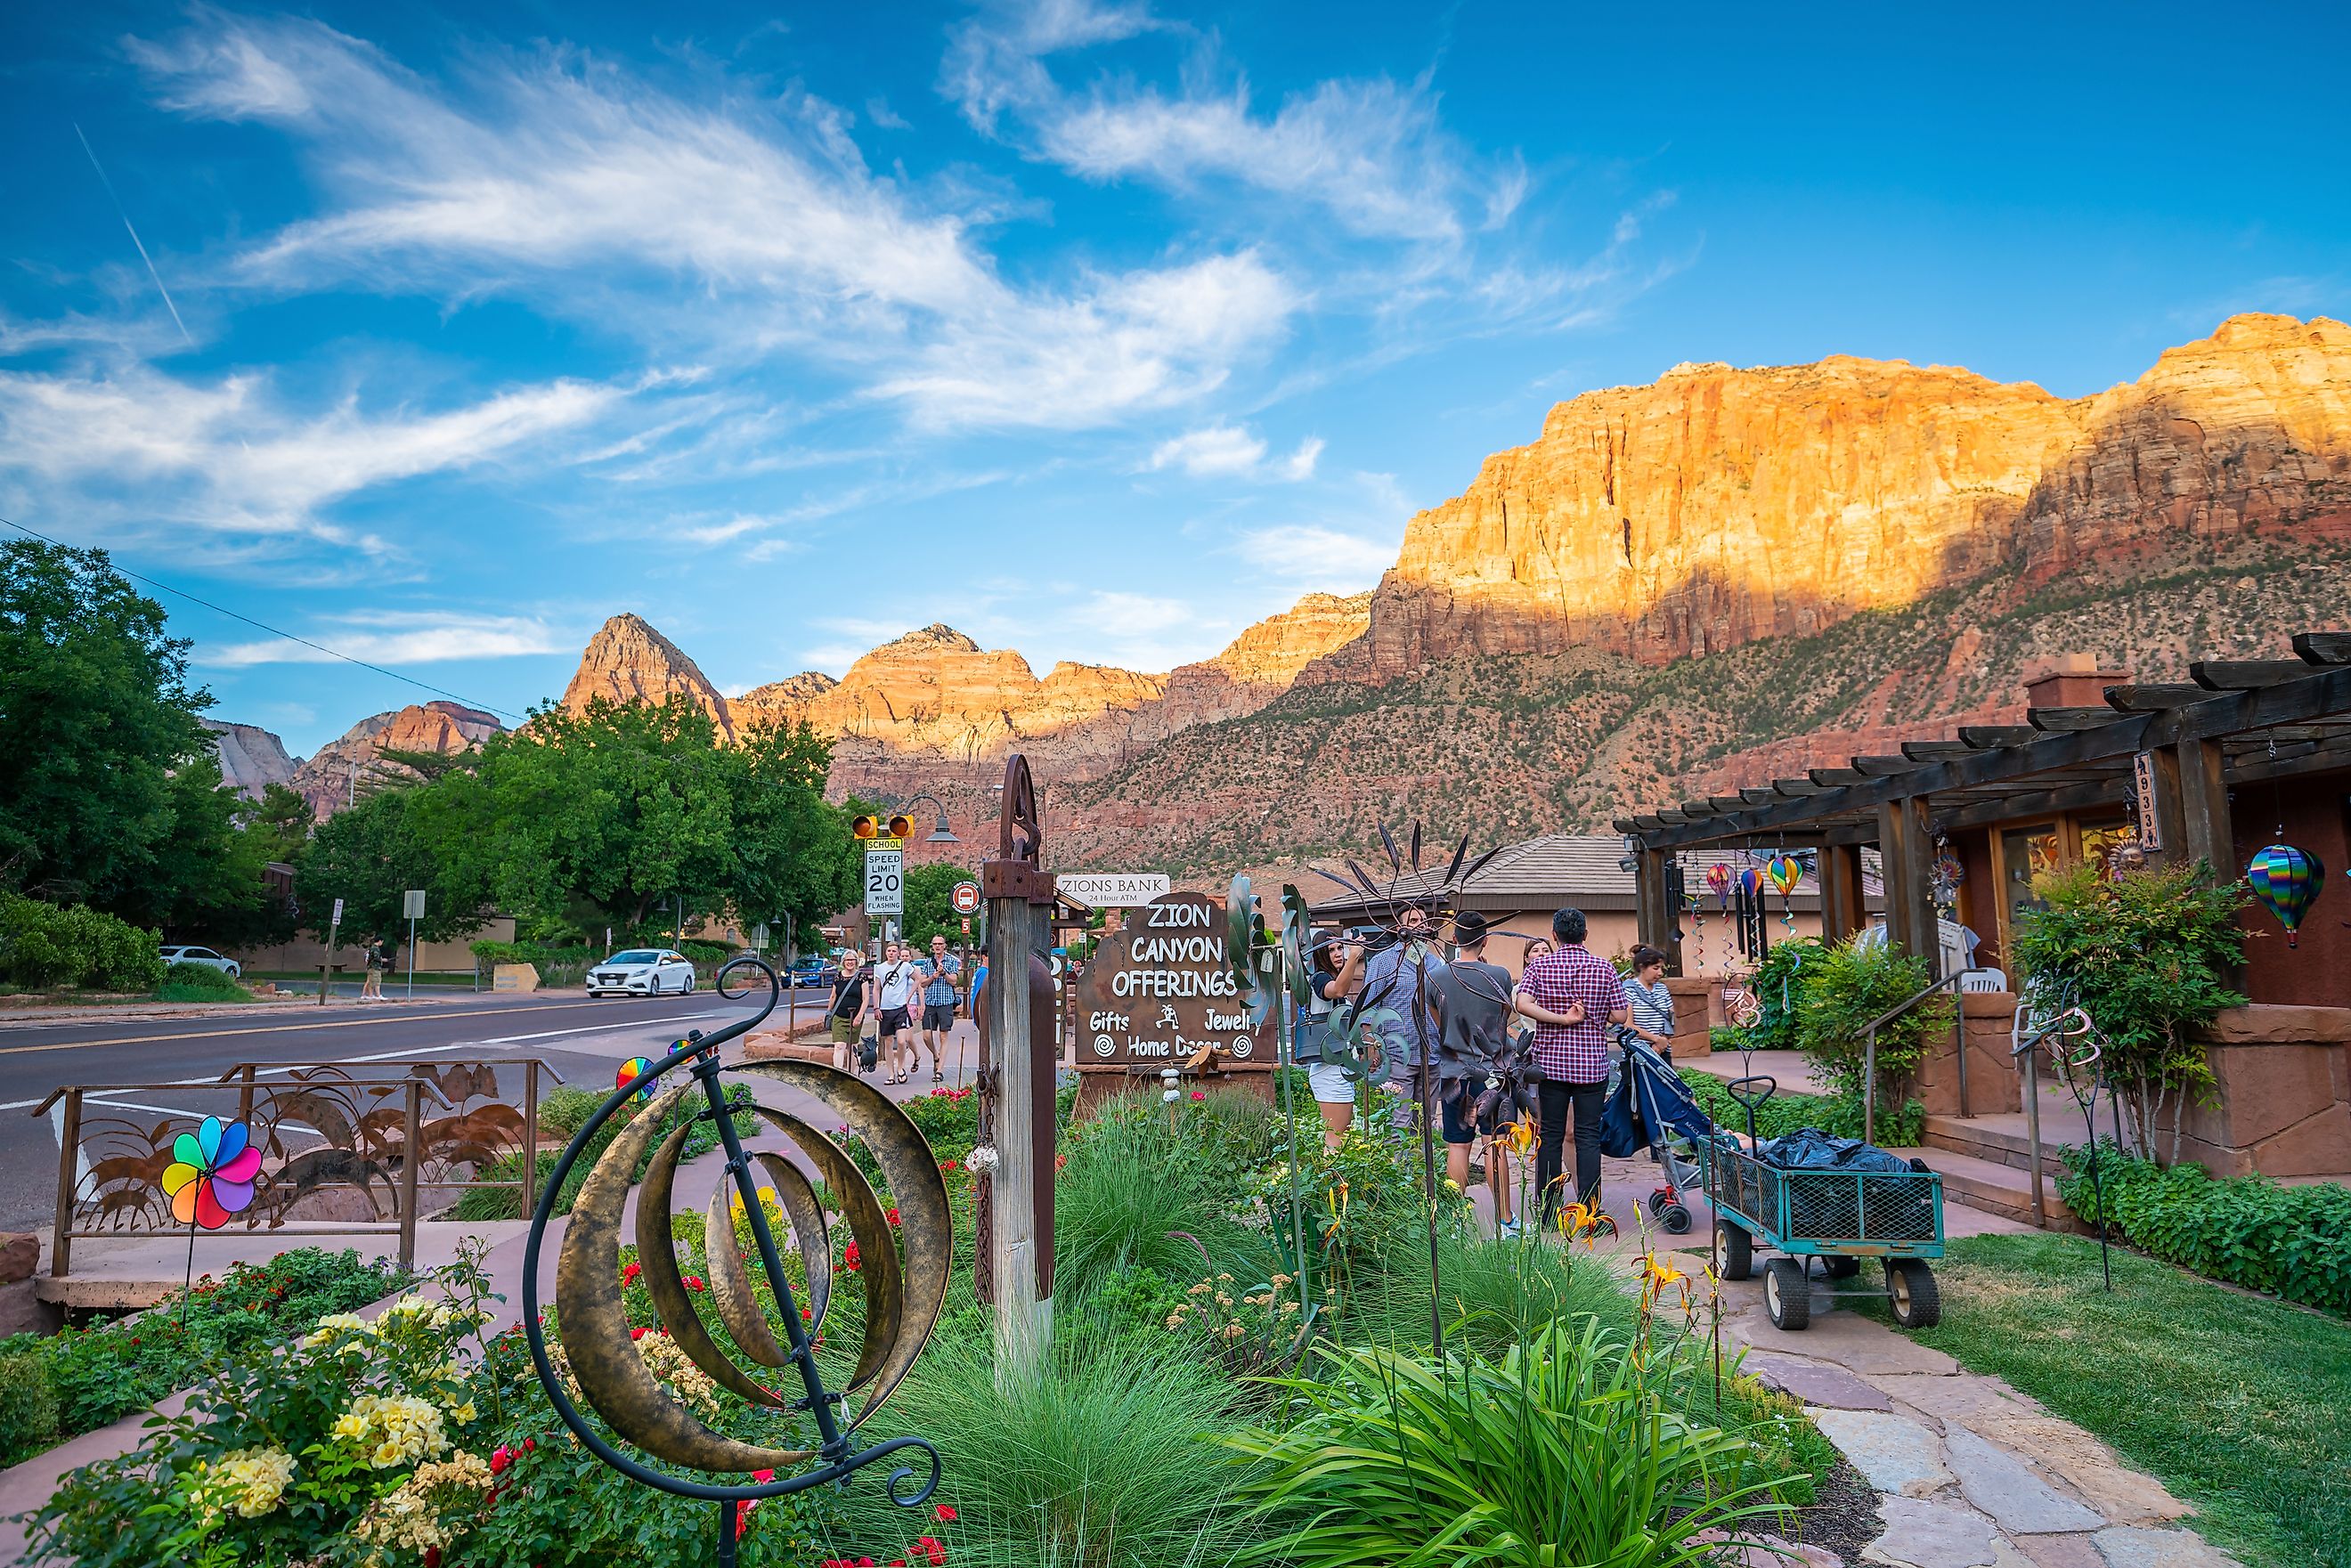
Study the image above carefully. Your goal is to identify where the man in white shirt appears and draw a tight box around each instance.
[874,941,922,1084]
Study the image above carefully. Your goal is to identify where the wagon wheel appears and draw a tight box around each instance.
[1763,1257,1810,1330]
[1712,1220,1753,1282]
[1886,1259,1941,1329]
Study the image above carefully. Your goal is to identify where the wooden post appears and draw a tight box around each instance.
[981,754,1054,1385]
[2138,748,2188,865]
[1877,796,1942,978]
[1818,842,1866,945]
[521,1060,541,1218]
[1635,847,1671,959]
[2176,736,2234,873]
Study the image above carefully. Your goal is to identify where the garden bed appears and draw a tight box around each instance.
[25,1083,1844,1566]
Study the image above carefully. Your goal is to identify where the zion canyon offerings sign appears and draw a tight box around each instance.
[1071,891,1274,1108]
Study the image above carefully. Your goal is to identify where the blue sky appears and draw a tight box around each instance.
[4,1,2346,758]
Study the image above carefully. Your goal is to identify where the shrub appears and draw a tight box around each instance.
[1796,938,1948,1112]
[0,893,166,991]
[1227,1318,1783,1567]
[158,960,249,1003]
[2013,862,2247,1163]
[822,1327,1257,1568]
[2059,1141,2351,1313]
[1739,937,1823,1052]
[1683,1071,1925,1150]
[0,1248,410,1468]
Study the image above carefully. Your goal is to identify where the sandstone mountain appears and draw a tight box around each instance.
[562,613,736,743]
[289,702,504,819]
[201,719,298,800]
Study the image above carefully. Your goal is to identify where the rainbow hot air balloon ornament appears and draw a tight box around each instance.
[1766,854,1802,899]
[161,1117,264,1231]
[2247,843,2324,948]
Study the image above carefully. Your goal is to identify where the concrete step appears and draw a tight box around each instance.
[1891,1145,2087,1232]
[1922,1114,2069,1176]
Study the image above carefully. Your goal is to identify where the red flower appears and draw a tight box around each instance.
[884,1207,901,1227]
[934,1503,957,1523]
[1190,1091,1206,1101]
[752,1468,776,1483]
[522,1437,536,1453]
[918,1534,948,1565]
[630,1326,648,1340]
[490,1446,514,1475]
[684,1275,706,1292]
[939,1159,957,1172]
[843,1241,862,1272]
[1054,1153,1067,1170]
[622,1262,641,1285]
[801,1306,813,1321]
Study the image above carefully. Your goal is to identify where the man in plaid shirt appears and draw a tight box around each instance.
[1515,907,1628,1224]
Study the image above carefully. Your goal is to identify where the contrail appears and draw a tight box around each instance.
[73,122,194,347]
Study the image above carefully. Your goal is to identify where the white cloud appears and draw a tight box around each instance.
[1233,522,1399,593]
[200,611,564,667]
[1064,589,1194,637]
[1146,421,1319,481]
[128,13,1296,431]
[0,361,617,544]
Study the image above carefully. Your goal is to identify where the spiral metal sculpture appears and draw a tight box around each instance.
[522,956,948,1564]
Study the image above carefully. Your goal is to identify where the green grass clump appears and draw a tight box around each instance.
[1877,1231,2351,1568]
[1053,1115,1245,1300]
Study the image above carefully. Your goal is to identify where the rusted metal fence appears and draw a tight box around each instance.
[34,1058,564,1280]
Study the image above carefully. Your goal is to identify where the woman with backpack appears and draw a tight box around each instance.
[828,950,871,1073]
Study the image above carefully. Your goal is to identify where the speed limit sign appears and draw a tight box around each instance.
[950,880,980,915]
[865,847,904,915]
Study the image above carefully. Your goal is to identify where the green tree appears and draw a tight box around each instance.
[243,784,313,866]
[897,862,977,948]
[2012,860,2247,1164]
[294,785,492,946]
[0,540,223,911]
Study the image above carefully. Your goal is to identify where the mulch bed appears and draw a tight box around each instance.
[1788,1458,1883,1564]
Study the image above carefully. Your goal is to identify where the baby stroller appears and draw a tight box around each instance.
[1599,1036,1719,1234]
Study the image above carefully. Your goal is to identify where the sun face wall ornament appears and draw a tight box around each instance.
[523,957,948,1563]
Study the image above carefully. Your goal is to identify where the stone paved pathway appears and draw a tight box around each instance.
[1715,1267,2239,1568]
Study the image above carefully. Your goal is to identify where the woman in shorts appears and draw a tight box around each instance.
[1302,933,1366,1150]
[827,951,869,1073]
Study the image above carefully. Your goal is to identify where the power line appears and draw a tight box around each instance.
[1,516,525,722]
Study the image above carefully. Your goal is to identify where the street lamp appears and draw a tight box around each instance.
[902,792,960,844]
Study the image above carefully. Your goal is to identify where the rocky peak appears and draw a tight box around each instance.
[877,623,982,656]
[289,703,505,820]
[200,719,299,800]
[561,613,736,742]
[1207,592,1372,687]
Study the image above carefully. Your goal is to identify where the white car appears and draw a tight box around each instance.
[586,949,697,998]
[160,945,241,979]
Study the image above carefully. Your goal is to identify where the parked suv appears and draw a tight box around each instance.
[159,945,241,979]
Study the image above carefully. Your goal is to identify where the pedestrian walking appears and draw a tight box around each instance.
[916,934,962,1085]
[359,936,386,1002]
[1436,912,1519,1235]
[827,950,870,1074]
[1620,944,1676,1060]
[1300,930,1366,1151]
[1514,908,1628,1228]
[875,941,921,1085]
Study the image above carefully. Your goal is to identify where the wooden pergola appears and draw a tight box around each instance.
[1613,633,2351,975]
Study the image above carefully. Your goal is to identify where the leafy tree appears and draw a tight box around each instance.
[294,785,492,946]
[0,540,222,910]
[243,784,313,866]
[1794,938,1949,1113]
[897,862,979,949]
[2012,861,2247,1164]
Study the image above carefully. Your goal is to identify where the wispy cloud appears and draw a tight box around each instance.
[199,610,565,667]
[1233,521,1400,594]
[128,12,1297,431]
[1147,421,1320,480]
[0,360,617,545]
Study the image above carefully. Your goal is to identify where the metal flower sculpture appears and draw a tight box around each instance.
[1431,984,1542,1131]
[524,958,948,1565]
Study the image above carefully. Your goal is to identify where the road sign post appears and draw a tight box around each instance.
[322,898,345,1007]
[403,890,426,1000]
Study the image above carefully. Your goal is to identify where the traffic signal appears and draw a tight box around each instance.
[851,813,916,841]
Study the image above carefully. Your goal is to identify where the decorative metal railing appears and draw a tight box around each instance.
[34,1058,562,1278]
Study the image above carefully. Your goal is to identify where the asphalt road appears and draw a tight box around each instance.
[0,985,836,1232]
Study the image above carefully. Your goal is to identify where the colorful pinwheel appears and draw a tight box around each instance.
[618,1056,657,1101]
[161,1117,263,1231]
[2248,843,2324,948]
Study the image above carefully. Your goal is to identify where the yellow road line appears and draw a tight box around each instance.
[0,998,655,1057]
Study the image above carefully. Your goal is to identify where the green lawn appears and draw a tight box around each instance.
[1883,1232,2351,1568]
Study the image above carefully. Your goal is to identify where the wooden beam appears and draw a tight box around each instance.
[1809,768,1866,786]
[1633,667,2350,852]
[2028,707,2122,731]
[2191,659,2316,691]
[1877,796,1941,978]
[1655,810,1694,825]
[2103,684,2207,711]
[1932,777,2126,835]
[1709,797,1748,813]
[2177,735,2233,873]
[1740,788,1778,805]
[2292,630,2351,666]
[1774,779,1827,796]
[1631,815,1669,832]
[1851,755,1927,776]
[1818,841,1866,944]
[1900,741,1981,761]
[2139,745,2187,865]
[1956,726,2040,748]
